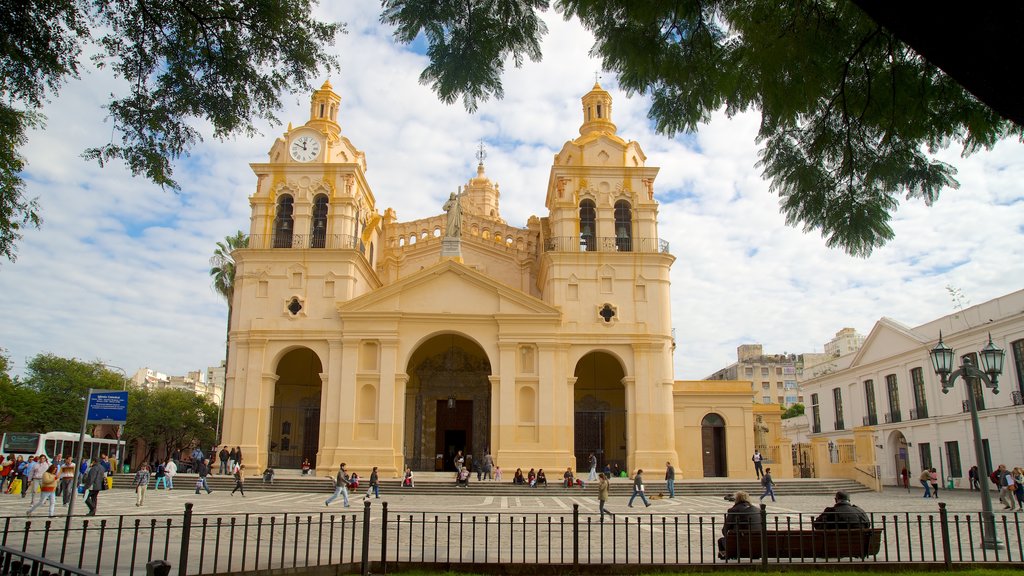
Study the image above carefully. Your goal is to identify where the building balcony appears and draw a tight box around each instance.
[862,414,878,426]
[962,400,988,413]
[544,236,670,254]
[249,233,361,250]
[884,411,902,424]
[1012,390,1023,406]
[910,407,929,420]
[834,420,845,431]
[812,424,821,434]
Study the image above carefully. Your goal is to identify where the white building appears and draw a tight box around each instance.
[799,289,1024,487]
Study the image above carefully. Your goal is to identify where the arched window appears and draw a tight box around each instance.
[579,199,596,252]
[311,194,328,248]
[273,194,294,248]
[614,200,632,252]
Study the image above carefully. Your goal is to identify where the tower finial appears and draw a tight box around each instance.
[476,140,487,165]
[594,71,602,87]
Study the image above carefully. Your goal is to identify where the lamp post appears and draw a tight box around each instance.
[929,331,1005,550]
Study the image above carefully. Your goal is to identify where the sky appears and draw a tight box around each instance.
[2,2,1023,382]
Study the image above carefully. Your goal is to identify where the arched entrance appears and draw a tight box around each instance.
[404,334,491,472]
[573,352,627,473]
[701,413,727,477]
[888,430,911,487]
[268,348,323,469]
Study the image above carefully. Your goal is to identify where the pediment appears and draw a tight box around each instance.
[337,259,561,318]
[848,317,928,367]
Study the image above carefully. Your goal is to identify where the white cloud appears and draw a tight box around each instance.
[2,5,1022,388]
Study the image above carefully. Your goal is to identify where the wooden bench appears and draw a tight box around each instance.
[723,528,883,560]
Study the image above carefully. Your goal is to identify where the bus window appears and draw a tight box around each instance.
[45,439,57,458]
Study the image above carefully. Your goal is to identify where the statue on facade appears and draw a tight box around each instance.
[443,189,464,239]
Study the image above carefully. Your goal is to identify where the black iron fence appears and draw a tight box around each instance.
[1,503,1022,575]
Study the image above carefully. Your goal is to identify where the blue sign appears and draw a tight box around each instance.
[87,390,129,424]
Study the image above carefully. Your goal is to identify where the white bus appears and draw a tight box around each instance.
[1,431,119,463]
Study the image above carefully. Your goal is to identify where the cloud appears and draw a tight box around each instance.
[1,4,1022,389]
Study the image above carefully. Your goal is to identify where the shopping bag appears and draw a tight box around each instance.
[77,484,85,494]
[104,476,113,490]
[8,478,22,494]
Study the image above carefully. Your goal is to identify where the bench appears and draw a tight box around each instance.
[723,528,883,560]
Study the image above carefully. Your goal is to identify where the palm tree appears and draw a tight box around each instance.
[209,230,248,441]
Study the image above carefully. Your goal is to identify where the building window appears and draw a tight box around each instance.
[910,367,928,419]
[744,367,753,377]
[963,352,986,410]
[811,393,821,434]
[776,367,783,375]
[1011,339,1024,397]
[833,387,844,430]
[311,194,328,248]
[761,381,770,390]
[919,442,932,470]
[864,379,878,426]
[885,374,901,423]
[762,395,771,403]
[761,367,769,377]
[614,200,632,252]
[945,441,962,477]
[579,200,596,251]
[273,194,295,248]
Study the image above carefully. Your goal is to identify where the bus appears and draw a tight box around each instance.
[1,431,120,463]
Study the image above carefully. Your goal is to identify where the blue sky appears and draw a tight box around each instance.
[2,1,1023,381]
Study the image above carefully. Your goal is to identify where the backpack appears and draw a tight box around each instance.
[990,470,1000,484]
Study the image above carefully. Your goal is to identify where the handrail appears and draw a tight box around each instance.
[0,543,100,576]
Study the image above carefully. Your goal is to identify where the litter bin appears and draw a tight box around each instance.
[146,560,171,576]
[947,477,955,490]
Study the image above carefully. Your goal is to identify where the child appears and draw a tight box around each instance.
[494,466,502,481]
[402,467,414,488]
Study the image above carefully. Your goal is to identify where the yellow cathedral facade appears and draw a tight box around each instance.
[220,81,786,480]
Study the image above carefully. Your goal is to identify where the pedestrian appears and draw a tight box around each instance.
[402,466,414,488]
[0,455,13,493]
[494,466,502,481]
[929,467,940,498]
[83,458,105,516]
[325,463,350,507]
[231,465,246,497]
[365,466,380,499]
[454,451,465,473]
[228,447,238,474]
[27,464,58,517]
[535,468,547,487]
[752,450,764,479]
[234,446,243,468]
[527,468,536,487]
[58,457,76,506]
[563,467,575,488]
[627,469,650,508]
[1012,467,1024,511]
[22,456,38,501]
[301,459,312,475]
[28,456,49,505]
[195,458,212,494]
[191,445,204,465]
[483,452,494,480]
[968,466,980,491]
[1000,465,1016,509]
[218,446,230,475]
[919,468,932,498]
[154,459,167,490]
[588,453,598,482]
[759,467,776,502]
[164,457,177,490]
[596,472,614,519]
[901,467,910,489]
[132,464,151,507]
[665,461,676,498]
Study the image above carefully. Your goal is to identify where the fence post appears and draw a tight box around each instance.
[380,501,389,573]
[760,503,768,567]
[938,502,951,567]
[572,504,579,570]
[360,500,371,576]
[177,502,193,576]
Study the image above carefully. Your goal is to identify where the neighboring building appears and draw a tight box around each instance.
[705,344,802,407]
[206,362,226,406]
[132,366,223,406]
[824,327,866,358]
[220,81,771,479]
[799,289,1024,488]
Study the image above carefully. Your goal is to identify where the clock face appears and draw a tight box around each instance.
[289,135,321,162]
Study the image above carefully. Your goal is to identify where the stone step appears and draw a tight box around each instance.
[112,474,869,496]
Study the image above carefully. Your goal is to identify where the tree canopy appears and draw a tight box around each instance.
[0,0,342,263]
[781,403,805,420]
[381,0,1022,257]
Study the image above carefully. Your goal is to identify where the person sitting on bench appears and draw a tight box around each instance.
[813,491,871,530]
[717,491,761,558]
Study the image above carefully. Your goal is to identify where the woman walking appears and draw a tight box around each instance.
[231,465,246,497]
[26,464,58,517]
[597,473,614,519]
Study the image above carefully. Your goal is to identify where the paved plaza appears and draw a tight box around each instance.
[0,481,1010,520]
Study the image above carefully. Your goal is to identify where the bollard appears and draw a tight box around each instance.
[147,559,172,576]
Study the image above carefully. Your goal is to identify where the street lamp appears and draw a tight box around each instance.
[929,331,1005,550]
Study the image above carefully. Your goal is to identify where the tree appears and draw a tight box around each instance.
[0,1,343,263]
[125,387,218,464]
[16,354,124,432]
[381,0,1022,257]
[0,348,38,431]
[781,403,805,420]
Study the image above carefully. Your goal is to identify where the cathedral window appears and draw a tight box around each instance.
[597,104,602,118]
[614,200,632,252]
[579,199,596,251]
[311,194,328,248]
[599,303,616,323]
[287,297,303,315]
[273,194,295,248]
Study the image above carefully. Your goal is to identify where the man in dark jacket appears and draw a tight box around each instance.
[813,491,871,529]
[718,491,762,558]
[83,458,106,516]
[195,459,212,494]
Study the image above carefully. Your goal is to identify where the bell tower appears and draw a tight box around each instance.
[306,80,342,138]
[579,82,616,137]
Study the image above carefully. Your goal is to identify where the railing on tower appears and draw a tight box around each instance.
[249,234,360,250]
[544,236,670,254]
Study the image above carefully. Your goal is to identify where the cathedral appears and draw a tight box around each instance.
[220,81,773,479]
